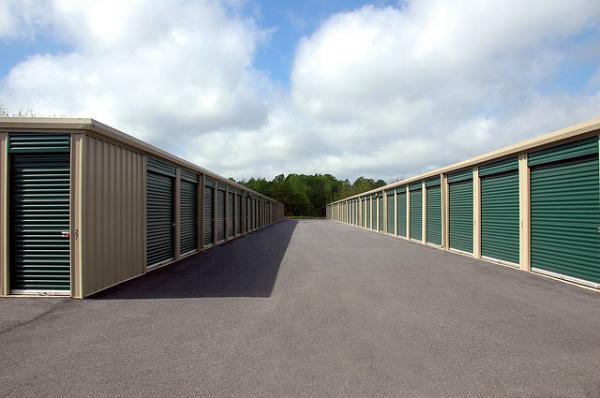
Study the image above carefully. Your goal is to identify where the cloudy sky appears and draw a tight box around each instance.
[1,0,599,181]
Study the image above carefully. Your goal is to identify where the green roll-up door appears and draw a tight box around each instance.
[147,170,174,266]
[448,170,473,253]
[235,194,241,234]
[203,185,214,246]
[252,198,257,229]
[355,200,359,225]
[530,139,599,285]
[480,158,519,264]
[387,193,395,233]
[246,196,250,231]
[349,201,352,224]
[348,201,352,224]
[217,189,226,241]
[9,134,71,293]
[410,186,422,241]
[227,192,234,238]
[180,179,197,255]
[426,184,441,246]
[361,199,365,227]
[378,196,383,231]
[371,196,376,230]
[396,188,406,237]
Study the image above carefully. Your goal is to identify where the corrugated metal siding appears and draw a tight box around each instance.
[410,188,422,240]
[449,179,473,253]
[146,171,174,266]
[80,137,145,297]
[481,171,519,264]
[9,140,71,292]
[203,185,214,246]
[387,193,395,233]
[396,189,406,237]
[531,155,599,283]
[227,192,234,238]
[216,189,226,242]
[426,185,441,245]
[180,179,197,254]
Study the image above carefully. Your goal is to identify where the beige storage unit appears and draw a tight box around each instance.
[0,118,284,298]
[327,118,600,291]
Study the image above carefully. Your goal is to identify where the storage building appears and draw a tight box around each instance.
[0,118,284,298]
[327,119,600,290]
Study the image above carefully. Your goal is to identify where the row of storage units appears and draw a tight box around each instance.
[327,119,600,290]
[0,118,284,298]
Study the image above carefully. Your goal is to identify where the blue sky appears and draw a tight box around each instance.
[252,0,399,85]
[0,0,599,180]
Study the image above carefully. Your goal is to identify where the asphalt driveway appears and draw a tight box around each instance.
[1,220,599,397]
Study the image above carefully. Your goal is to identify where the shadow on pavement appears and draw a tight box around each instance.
[92,220,297,300]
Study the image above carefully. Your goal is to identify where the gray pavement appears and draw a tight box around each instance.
[1,220,599,398]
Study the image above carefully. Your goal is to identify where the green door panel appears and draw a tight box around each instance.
[203,185,214,246]
[180,180,198,254]
[371,196,376,230]
[410,189,422,241]
[529,138,597,167]
[10,151,71,292]
[481,171,519,264]
[387,194,395,233]
[426,186,442,245]
[531,155,600,283]
[449,180,473,253]
[396,190,407,237]
[216,190,226,241]
[227,192,234,238]
[147,171,174,266]
[235,194,241,234]
[378,196,384,231]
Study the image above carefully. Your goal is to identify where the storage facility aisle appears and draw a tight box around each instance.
[1,220,600,397]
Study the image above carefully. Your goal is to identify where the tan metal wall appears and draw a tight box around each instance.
[80,135,146,297]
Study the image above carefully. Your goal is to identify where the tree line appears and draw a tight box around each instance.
[237,174,386,217]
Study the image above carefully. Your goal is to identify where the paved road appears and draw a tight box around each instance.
[1,220,600,398]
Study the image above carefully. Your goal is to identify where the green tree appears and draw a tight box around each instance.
[239,174,386,217]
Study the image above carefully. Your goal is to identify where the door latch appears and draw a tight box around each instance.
[62,230,79,239]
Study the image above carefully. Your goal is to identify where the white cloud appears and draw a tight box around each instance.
[282,1,600,179]
[1,0,600,181]
[0,0,50,39]
[0,0,274,153]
